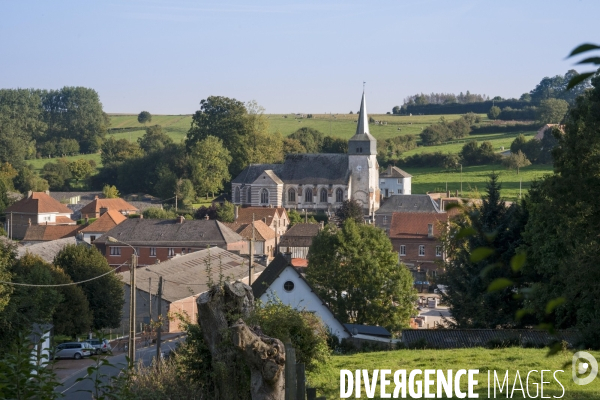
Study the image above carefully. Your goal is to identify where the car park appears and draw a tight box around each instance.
[52,342,94,360]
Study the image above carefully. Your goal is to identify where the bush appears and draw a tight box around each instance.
[398,152,458,169]
[142,207,177,219]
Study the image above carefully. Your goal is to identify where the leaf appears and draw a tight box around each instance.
[456,226,476,239]
[510,252,526,272]
[545,297,565,314]
[576,56,600,66]
[567,43,600,57]
[567,72,595,90]
[444,202,463,211]
[479,262,501,278]
[470,247,494,263]
[487,278,513,292]
[515,308,532,321]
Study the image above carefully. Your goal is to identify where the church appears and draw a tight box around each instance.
[231,92,380,214]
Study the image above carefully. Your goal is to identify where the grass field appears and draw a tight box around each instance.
[307,347,600,399]
[28,153,102,174]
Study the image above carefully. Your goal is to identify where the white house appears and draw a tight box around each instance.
[379,165,412,197]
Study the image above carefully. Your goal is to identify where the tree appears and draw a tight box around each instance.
[14,165,49,193]
[175,178,196,207]
[189,136,231,198]
[306,220,417,335]
[392,105,401,114]
[487,105,501,120]
[282,138,306,154]
[287,209,303,227]
[0,180,9,214]
[53,245,124,330]
[440,173,528,329]
[102,184,120,198]
[137,111,152,124]
[460,140,499,166]
[321,136,348,153]
[41,160,72,190]
[335,199,364,224]
[0,238,16,315]
[68,159,94,183]
[536,98,569,125]
[49,266,93,337]
[142,207,177,219]
[287,127,324,153]
[502,150,531,174]
[216,201,235,223]
[56,138,80,156]
[137,125,172,153]
[100,137,141,167]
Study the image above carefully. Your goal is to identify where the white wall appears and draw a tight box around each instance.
[380,177,411,196]
[259,266,349,340]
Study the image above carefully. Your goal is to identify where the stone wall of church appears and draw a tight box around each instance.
[282,184,348,210]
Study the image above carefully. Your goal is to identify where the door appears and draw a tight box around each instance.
[385,189,389,197]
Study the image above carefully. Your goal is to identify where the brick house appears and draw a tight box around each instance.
[388,212,449,276]
[79,197,139,219]
[234,206,289,237]
[374,194,441,234]
[93,216,246,267]
[80,209,127,244]
[4,191,75,240]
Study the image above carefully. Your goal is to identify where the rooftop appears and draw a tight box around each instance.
[17,237,78,263]
[5,192,73,214]
[279,223,321,247]
[235,207,286,227]
[380,165,412,179]
[80,209,128,233]
[22,225,81,242]
[375,194,441,215]
[225,220,276,241]
[389,212,448,239]
[80,198,139,215]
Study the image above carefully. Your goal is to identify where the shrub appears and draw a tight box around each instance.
[142,207,177,219]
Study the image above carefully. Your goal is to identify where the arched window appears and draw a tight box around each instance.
[320,188,328,203]
[305,189,313,203]
[288,188,296,202]
[261,189,269,204]
[234,187,240,203]
[336,188,344,203]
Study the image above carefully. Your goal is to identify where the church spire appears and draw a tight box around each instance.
[355,90,370,136]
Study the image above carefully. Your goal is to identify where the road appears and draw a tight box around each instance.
[56,337,185,399]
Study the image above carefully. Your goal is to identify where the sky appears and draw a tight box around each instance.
[1,0,598,114]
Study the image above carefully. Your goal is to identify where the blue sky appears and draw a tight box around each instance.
[1,0,598,114]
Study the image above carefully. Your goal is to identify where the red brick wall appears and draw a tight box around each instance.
[391,238,443,273]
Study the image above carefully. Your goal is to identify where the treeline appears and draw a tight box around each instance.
[419,114,475,145]
[401,91,489,107]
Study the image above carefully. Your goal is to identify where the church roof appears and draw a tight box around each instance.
[232,154,350,185]
[348,91,377,155]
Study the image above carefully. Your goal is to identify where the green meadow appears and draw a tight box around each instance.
[307,348,600,399]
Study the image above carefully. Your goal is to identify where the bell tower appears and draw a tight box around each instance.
[348,91,380,214]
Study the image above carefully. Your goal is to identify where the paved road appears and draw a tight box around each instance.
[56,337,184,399]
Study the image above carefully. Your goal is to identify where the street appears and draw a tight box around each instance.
[56,336,185,400]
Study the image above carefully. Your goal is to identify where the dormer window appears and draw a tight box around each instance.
[428,224,434,237]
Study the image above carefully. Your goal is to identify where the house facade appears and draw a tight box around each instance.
[278,223,321,259]
[225,220,277,260]
[80,209,127,244]
[231,92,380,214]
[234,206,289,237]
[379,165,412,197]
[374,194,441,234]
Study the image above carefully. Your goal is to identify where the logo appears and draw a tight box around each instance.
[572,351,598,385]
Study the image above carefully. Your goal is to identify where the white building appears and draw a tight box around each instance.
[379,165,412,197]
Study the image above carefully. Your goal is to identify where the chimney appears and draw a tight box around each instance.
[28,218,31,226]
[99,207,108,216]
[439,196,443,212]
[446,190,450,198]
[139,214,143,219]
[283,252,292,264]
[45,190,50,196]
[177,215,185,224]
[234,206,239,221]
[85,217,89,224]
[262,217,267,224]
[319,221,324,230]
[27,191,33,198]
[94,195,99,200]
[428,223,434,238]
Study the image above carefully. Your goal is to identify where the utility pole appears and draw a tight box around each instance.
[460,164,463,197]
[248,214,255,285]
[149,278,152,323]
[128,253,137,367]
[156,276,163,365]
[175,194,178,212]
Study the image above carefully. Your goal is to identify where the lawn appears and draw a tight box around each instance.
[28,153,102,173]
[307,347,600,399]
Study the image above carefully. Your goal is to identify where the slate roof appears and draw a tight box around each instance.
[251,253,290,298]
[80,198,138,215]
[80,209,127,233]
[5,192,73,214]
[93,218,243,247]
[232,154,350,185]
[18,237,78,262]
[380,165,412,179]
[120,247,263,303]
[375,194,441,215]
[22,225,81,242]
[278,223,321,247]
[236,207,286,226]
[49,191,103,204]
[401,329,581,349]
[225,220,276,241]
[344,324,391,338]
[389,212,448,239]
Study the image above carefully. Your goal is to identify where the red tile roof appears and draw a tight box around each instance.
[80,198,138,215]
[80,209,127,233]
[23,225,81,241]
[291,258,308,267]
[389,212,448,239]
[56,216,76,224]
[236,207,286,226]
[5,192,72,214]
[224,220,276,241]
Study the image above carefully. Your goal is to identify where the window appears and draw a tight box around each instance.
[261,189,269,204]
[168,248,175,257]
[427,224,434,237]
[305,189,313,203]
[288,188,296,202]
[234,187,240,203]
[436,246,442,257]
[419,245,425,256]
[150,247,156,257]
[320,188,328,203]
[135,247,140,256]
[283,281,295,292]
[110,247,121,256]
[383,215,388,225]
[247,187,252,204]
[90,235,96,242]
[397,179,402,184]
[400,245,406,256]
[336,188,343,203]
[182,248,186,255]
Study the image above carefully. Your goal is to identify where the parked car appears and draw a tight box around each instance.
[85,338,112,354]
[51,342,94,360]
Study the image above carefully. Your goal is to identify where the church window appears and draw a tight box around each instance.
[261,189,269,204]
[320,188,328,203]
[288,188,296,202]
[234,187,240,203]
[305,190,313,203]
[336,188,343,203]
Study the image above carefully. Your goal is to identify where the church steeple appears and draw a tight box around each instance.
[355,91,370,136]
[348,91,377,156]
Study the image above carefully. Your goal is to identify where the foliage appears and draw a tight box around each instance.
[188,135,231,197]
[194,204,218,220]
[460,140,501,166]
[175,178,196,207]
[0,162,18,191]
[142,207,177,219]
[403,91,488,106]
[487,105,501,120]
[509,134,542,164]
[377,135,417,167]
[419,116,471,145]
[566,44,600,89]
[536,98,569,125]
[41,159,72,190]
[287,127,324,153]
[335,199,364,224]
[497,105,537,121]
[53,245,124,330]
[14,164,49,193]
[49,266,93,337]
[102,184,120,198]
[530,69,593,104]
[287,209,303,227]
[397,151,459,169]
[216,200,235,223]
[100,136,142,167]
[306,220,417,335]
[321,136,348,153]
[68,158,94,183]
[0,238,16,315]
[282,137,306,154]
[137,124,172,153]
[0,332,62,399]
[248,296,330,371]
[0,179,9,213]
[439,173,529,328]
[137,110,152,124]
[502,150,531,174]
